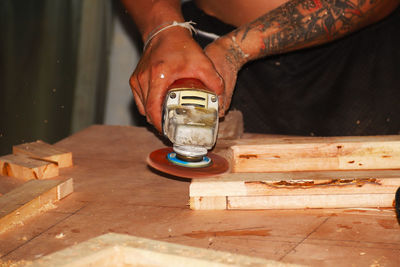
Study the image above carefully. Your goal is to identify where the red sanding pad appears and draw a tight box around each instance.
[147,147,229,179]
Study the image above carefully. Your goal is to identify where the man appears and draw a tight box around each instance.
[122,0,400,136]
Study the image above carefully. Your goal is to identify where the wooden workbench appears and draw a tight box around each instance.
[0,125,399,266]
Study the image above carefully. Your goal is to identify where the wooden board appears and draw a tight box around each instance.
[13,140,73,168]
[228,135,400,173]
[2,125,399,266]
[30,233,296,267]
[0,154,59,180]
[190,170,400,210]
[0,178,73,234]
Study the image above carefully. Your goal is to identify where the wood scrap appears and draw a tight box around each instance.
[228,135,400,172]
[0,178,73,234]
[13,140,73,168]
[0,154,59,180]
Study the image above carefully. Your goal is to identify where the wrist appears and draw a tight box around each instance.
[143,21,196,51]
[214,35,249,70]
[144,25,195,51]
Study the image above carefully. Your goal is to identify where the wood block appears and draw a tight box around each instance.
[13,140,73,168]
[190,170,400,210]
[218,110,244,140]
[30,233,294,267]
[0,178,73,234]
[229,135,400,173]
[0,154,59,180]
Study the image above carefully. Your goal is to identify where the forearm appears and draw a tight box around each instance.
[121,0,183,42]
[219,0,400,68]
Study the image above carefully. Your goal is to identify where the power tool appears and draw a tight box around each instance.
[147,78,229,178]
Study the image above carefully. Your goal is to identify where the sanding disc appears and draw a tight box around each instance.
[147,147,229,179]
[167,152,211,168]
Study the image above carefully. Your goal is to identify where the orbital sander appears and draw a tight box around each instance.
[147,78,229,178]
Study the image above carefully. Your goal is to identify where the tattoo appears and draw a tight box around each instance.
[225,36,249,69]
[235,0,384,57]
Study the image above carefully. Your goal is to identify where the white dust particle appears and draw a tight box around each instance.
[55,233,65,239]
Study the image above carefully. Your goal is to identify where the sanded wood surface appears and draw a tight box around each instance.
[0,178,73,234]
[0,154,59,180]
[31,233,295,267]
[13,140,73,168]
[0,126,399,267]
[228,135,400,172]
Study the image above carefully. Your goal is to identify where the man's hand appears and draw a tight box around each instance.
[129,27,224,132]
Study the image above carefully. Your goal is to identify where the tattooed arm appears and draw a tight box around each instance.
[205,0,400,113]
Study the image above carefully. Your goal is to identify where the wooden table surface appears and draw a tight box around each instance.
[0,125,399,266]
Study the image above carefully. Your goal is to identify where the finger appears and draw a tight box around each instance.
[145,72,171,133]
[131,90,145,115]
[129,73,146,115]
[197,67,226,117]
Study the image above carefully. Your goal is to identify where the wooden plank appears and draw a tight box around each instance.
[0,178,73,234]
[0,154,59,180]
[192,194,396,210]
[13,140,73,168]
[227,194,395,210]
[190,177,400,197]
[30,233,298,267]
[228,135,400,172]
[190,170,400,210]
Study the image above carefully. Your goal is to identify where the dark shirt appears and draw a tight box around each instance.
[183,2,400,136]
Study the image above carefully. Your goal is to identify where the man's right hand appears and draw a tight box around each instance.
[129,27,225,133]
